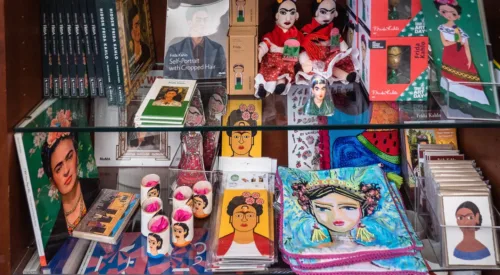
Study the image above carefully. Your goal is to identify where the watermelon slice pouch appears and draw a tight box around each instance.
[277,165,419,266]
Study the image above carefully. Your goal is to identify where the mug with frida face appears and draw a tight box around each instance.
[147,215,171,258]
[141,174,161,205]
[172,206,194,247]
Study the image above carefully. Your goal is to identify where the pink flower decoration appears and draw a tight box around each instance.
[245,197,255,204]
[248,104,255,113]
[149,216,169,233]
[145,180,159,187]
[251,112,259,121]
[239,104,247,112]
[145,201,161,213]
[242,192,251,197]
[251,192,260,199]
[256,198,265,205]
[47,109,72,147]
[331,28,340,36]
[173,209,193,222]
[174,192,186,200]
[194,187,210,195]
[242,112,251,121]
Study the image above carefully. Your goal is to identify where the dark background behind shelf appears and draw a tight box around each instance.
[1,0,500,274]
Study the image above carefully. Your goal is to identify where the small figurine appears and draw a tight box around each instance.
[387,46,409,84]
[297,0,357,85]
[255,0,302,98]
[388,0,400,20]
[304,75,334,116]
[236,0,246,22]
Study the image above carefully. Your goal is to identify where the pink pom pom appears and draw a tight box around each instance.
[245,197,255,204]
[149,216,169,233]
[174,192,186,200]
[173,209,192,222]
[145,201,161,212]
[145,180,159,187]
[193,187,210,195]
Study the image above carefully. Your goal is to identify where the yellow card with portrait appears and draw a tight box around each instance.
[216,189,273,257]
[221,100,262,158]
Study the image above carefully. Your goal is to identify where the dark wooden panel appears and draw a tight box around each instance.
[149,0,167,63]
[4,0,42,272]
[458,128,500,208]
[483,0,500,60]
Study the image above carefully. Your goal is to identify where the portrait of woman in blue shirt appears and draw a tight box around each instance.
[453,201,491,261]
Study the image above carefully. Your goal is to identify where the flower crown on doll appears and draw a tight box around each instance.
[435,0,458,5]
[242,191,265,205]
[47,110,72,148]
[238,104,260,121]
[276,0,296,3]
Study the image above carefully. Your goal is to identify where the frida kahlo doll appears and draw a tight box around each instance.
[297,0,357,85]
[255,0,303,98]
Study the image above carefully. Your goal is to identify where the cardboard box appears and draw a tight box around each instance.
[227,26,257,95]
[357,0,424,37]
[230,0,258,26]
[357,24,429,101]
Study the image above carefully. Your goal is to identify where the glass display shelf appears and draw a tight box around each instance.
[14,81,500,133]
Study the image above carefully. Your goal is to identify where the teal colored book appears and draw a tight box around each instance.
[135,78,196,122]
[14,99,98,266]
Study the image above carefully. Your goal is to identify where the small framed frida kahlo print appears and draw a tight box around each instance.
[440,193,498,267]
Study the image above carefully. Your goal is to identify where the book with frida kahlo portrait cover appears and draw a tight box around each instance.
[422,0,500,115]
[14,99,98,267]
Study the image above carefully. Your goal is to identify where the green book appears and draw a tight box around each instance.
[135,78,196,122]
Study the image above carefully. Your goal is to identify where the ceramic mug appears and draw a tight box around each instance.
[191,181,213,219]
[171,206,194,248]
[141,197,163,236]
[141,174,161,205]
[147,215,171,258]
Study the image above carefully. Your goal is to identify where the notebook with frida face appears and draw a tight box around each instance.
[216,189,273,259]
[277,165,418,264]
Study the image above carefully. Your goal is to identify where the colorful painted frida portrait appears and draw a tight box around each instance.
[222,103,262,158]
[217,190,272,257]
[278,165,417,262]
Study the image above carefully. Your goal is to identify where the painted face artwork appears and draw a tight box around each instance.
[438,5,460,21]
[230,121,253,156]
[50,138,78,195]
[193,196,206,214]
[276,0,298,30]
[312,83,327,103]
[186,106,204,126]
[148,235,161,256]
[209,93,225,115]
[173,224,187,240]
[361,42,367,61]
[315,0,337,25]
[147,187,159,198]
[132,14,141,43]
[189,10,209,37]
[231,204,258,232]
[456,207,480,232]
[164,90,177,102]
[311,192,362,233]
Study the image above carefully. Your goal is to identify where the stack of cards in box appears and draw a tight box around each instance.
[421,149,499,268]
[207,157,277,272]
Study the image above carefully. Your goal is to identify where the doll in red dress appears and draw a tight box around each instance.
[255,0,303,98]
[296,0,358,85]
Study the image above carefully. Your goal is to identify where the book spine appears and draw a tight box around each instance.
[73,0,88,98]
[95,0,116,104]
[41,0,52,98]
[57,0,70,97]
[88,0,105,97]
[107,0,125,106]
[77,241,96,274]
[64,0,78,97]
[49,0,61,97]
[79,0,97,97]
[14,133,47,267]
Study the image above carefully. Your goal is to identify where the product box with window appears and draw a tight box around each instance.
[357,0,425,37]
[357,25,429,101]
[230,0,258,26]
[227,26,257,95]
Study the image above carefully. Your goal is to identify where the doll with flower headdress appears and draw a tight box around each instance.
[296,0,358,86]
[255,0,303,98]
[41,110,87,234]
[434,0,489,105]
